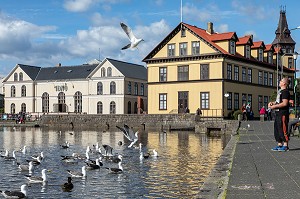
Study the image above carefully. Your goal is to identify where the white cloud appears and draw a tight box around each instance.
[216,24,229,33]
[63,0,98,12]
[91,13,119,26]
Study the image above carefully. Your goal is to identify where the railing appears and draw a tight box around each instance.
[196,109,224,121]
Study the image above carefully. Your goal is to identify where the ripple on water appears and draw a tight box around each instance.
[0,127,227,198]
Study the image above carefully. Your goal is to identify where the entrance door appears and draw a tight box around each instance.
[178,91,188,113]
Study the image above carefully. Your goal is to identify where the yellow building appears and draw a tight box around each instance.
[143,9,297,117]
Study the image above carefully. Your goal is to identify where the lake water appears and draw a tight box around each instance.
[0,126,228,198]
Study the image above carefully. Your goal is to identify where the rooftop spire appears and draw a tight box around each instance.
[272,6,296,49]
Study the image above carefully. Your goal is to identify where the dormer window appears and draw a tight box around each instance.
[229,40,236,55]
[268,52,273,64]
[258,49,263,61]
[245,45,251,59]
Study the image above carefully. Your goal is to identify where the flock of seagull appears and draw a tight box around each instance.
[0,124,158,199]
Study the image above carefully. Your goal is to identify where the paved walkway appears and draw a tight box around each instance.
[199,120,300,199]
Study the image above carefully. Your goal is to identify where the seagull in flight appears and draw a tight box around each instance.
[120,22,144,50]
[116,124,139,148]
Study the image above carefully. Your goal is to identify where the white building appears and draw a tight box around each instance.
[2,58,147,114]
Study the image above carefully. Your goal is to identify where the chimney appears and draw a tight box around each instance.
[57,63,61,67]
[207,22,214,34]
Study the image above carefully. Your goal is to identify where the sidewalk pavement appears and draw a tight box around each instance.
[226,120,300,199]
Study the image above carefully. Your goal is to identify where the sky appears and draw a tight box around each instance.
[0,0,300,79]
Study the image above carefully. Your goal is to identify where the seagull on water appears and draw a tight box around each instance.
[4,150,17,161]
[120,22,144,50]
[0,150,9,157]
[17,161,34,173]
[25,169,48,183]
[86,158,103,170]
[0,184,27,199]
[67,166,86,178]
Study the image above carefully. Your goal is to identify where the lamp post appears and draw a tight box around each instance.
[294,52,298,116]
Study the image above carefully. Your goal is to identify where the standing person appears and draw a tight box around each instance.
[260,106,266,121]
[269,77,290,152]
[241,104,247,121]
[267,108,272,121]
[246,103,251,120]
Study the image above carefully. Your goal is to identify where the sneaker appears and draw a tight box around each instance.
[271,146,281,151]
[278,146,289,152]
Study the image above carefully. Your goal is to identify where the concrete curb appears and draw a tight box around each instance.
[198,133,239,199]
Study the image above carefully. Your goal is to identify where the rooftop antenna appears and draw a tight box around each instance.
[180,0,183,23]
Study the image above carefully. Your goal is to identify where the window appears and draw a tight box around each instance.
[97,82,103,95]
[227,64,232,80]
[159,94,167,110]
[242,93,247,106]
[227,92,232,110]
[101,67,106,77]
[288,57,293,68]
[74,91,82,113]
[178,66,189,81]
[245,45,251,59]
[264,72,268,86]
[168,44,175,57]
[97,101,103,114]
[19,72,23,81]
[58,92,65,104]
[200,92,209,109]
[258,95,263,110]
[10,103,15,114]
[264,96,269,108]
[110,81,116,94]
[21,103,26,113]
[268,52,273,64]
[258,49,263,61]
[128,82,132,94]
[110,101,116,114]
[42,92,49,113]
[200,64,209,80]
[141,83,144,96]
[234,93,239,110]
[14,73,18,81]
[247,68,252,83]
[229,40,236,55]
[181,28,186,37]
[107,67,112,77]
[11,86,16,97]
[234,66,239,81]
[21,85,26,97]
[192,41,200,55]
[269,73,273,86]
[258,71,263,84]
[248,94,252,105]
[179,42,187,56]
[134,82,138,95]
[127,101,131,114]
[134,102,138,114]
[242,67,246,82]
[159,67,167,82]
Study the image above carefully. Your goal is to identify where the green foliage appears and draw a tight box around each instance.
[270,90,277,102]
[233,110,242,120]
[0,108,4,113]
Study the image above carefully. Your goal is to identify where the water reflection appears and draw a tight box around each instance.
[0,126,227,198]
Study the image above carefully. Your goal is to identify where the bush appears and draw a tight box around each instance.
[233,110,242,120]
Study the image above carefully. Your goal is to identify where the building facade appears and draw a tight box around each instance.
[2,58,147,115]
[143,9,296,117]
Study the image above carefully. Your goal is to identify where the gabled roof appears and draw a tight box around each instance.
[18,64,41,80]
[35,64,98,81]
[264,44,275,52]
[143,22,241,61]
[105,58,146,80]
[236,35,253,45]
[209,32,238,42]
[251,41,265,49]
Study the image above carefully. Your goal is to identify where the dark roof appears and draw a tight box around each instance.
[35,64,98,81]
[18,64,41,80]
[106,58,147,80]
